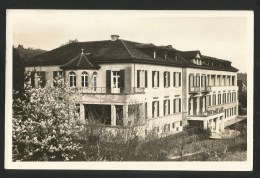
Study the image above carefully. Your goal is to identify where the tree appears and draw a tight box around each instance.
[12,75,84,161]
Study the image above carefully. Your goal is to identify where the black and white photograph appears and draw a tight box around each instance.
[5,10,253,170]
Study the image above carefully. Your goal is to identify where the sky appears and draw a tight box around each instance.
[8,10,253,73]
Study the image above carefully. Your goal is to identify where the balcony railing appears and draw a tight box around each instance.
[70,87,145,94]
[189,86,200,93]
[200,86,212,92]
[190,107,224,117]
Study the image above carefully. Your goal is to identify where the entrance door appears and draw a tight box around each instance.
[112,71,120,93]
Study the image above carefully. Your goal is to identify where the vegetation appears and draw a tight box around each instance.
[15,44,46,60]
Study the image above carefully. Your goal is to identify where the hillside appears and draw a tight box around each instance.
[15,45,47,60]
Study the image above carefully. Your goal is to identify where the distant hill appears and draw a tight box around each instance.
[15,44,47,60]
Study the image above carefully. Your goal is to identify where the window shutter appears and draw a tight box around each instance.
[173,72,176,87]
[179,72,181,86]
[168,72,170,87]
[189,75,192,87]
[173,99,176,113]
[137,70,140,88]
[179,99,181,112]
[157,101,159,117]
[152,71,155,87]
[145,70,147,88]
[41,72,46,87]
[106,70,111,93]
[120,70,125,92]
[164,72,166,87]
[164,100,166,115]
[157,71,159,87]
[152,102,154,118]
[168,100,170,115]
[31,71,35,87]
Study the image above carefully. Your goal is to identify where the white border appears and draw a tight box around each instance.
[5,10,254,171]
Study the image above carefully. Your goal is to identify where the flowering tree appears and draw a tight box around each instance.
[12,73,84,161]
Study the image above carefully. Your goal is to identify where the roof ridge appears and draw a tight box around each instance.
[61,54,80,67]
[82,54,94,67]
[77,54,83,67]
[120,39,135,58]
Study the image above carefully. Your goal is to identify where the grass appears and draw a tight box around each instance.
[222,151,247,161]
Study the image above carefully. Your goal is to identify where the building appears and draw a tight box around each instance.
[24,35,239,137]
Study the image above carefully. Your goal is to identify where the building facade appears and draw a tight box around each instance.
[25,35,239,137]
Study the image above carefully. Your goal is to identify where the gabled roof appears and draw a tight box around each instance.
[60,52,100,70]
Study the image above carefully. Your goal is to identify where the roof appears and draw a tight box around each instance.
[60,52,100,70]
[25,38,238,72]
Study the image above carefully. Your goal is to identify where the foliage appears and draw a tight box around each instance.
[12,75,83,161]
[15,44,46,59]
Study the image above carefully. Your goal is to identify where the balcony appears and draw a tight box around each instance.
[200,86,212,93]
[70,87,145,95]
[189,86,200,93]
[191,107,224,117]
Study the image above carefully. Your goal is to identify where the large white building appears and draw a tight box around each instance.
[25,35,239,137]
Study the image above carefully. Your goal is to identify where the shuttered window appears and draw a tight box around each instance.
[137,70,147,88]
[152,101,159,118]
[152,71,159,88]
[164,71,170,87]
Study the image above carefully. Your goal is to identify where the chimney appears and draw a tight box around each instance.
[111,35,120,41]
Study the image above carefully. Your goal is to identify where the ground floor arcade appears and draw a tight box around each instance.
[79,103,146,126]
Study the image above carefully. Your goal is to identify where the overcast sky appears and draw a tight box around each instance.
[9,10,252,73]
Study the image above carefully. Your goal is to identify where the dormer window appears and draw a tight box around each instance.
[175,55,178,61]
[164,53,168,60]
[153,51,157,59]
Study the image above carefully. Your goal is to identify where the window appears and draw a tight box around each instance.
[137,70,147,88]
[232,76,235,86]
[164,53,168,60]
[152,71,159,88]
[208,95,212,107]
[189,75,194,87]
[218,94,221,105]
[112,71,120,88]
[227,93,230,103]
[106,70,124,93]
[172,122,175,129]
[173,72,181,87]
[69,71,76,87]
[163,124,170,133]
[173,98,181,113]
[164,99,170,115]
[180,121,182,126]
[196,75,200,87]
[223,93,226,104]
[32,71,46,88]
[81,71,88,87]
[164,71,170,87]
[53,71,64,86]
[152,101,159,118]
[153,51,157,59]
[201,75,205,87]
[213,94,216,105]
